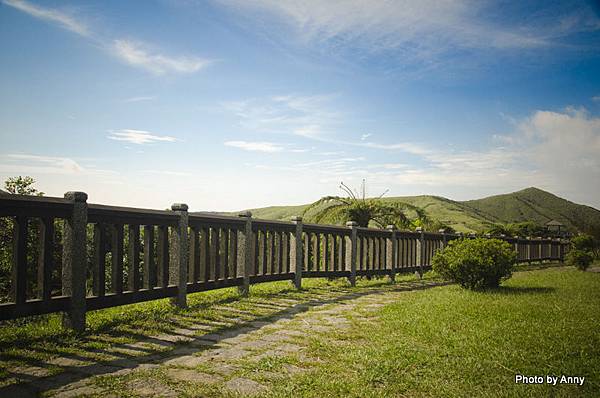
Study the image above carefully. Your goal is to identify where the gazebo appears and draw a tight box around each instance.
[545,220,565,236]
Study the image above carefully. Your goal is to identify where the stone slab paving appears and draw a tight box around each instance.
[0,279,449,397]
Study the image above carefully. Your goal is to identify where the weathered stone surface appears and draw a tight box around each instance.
[53,385,101,398]
[202,347,252,361]
[73,363,124,376]
[224,377,268,396]
[0,383,38,398]
[164,355,207,367]
[189,339,216,348]
[236,339,273,350]
[165,368,222,384]
[126,378,178,397]
[211,363,239,376]
[275,329,306,338]
[273,343,302,353]
[12,365,52,378]
[153,333,195,344]
[47,357,91,368]
[261,333,291,343]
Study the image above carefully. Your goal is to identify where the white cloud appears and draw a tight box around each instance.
[360,133,372,141]
[221,94,339,139]
[4,0,211,76]
[3,0,89,36]
[217,0,599,77]
[112,40,210,75]
[2,154,84,174]
[107,129,178,145]
[592,95,600,103]
[0,154,119,180]
[224,141,284,153]
[141,170,193,177]
[123,96,157,103]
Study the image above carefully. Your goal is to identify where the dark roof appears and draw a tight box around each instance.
[545,220,564,226]
[0,189,8,196]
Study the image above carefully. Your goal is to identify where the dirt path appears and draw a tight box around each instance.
[3,279,449,397]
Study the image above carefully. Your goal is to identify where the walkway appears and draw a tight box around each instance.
[2,278,449,397]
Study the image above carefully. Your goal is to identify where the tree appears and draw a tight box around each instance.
[4,176,44,196]
[302,180,428,229]
[1,177,47,300]
[486,221,548,238]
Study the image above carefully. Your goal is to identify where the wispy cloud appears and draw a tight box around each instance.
[592,95,600,103]
[107,129,178,145]
[360,133,372,141]
[0,153,118,177]
[3,0,89,36]
[224,141,284,153]
[4,0,211,75]
[123,95,157,103]
[112,40,211,75]
[221,94,339,139]
[141,170,193,177]
[217,0,600,77]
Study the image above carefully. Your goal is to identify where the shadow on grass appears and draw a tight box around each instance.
[0,277,448,396]
[486,286,555,295]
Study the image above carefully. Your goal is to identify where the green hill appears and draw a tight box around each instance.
[231,187,600,235]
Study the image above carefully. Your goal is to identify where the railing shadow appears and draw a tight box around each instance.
[0,278,446,396]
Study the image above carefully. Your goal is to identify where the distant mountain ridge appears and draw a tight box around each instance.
[231,187,600,235]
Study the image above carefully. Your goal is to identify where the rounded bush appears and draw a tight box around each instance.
[565,249,593,271]
[432,238,517,290]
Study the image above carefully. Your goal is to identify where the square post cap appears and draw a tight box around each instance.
[171,203,188,211]
[415,227,423,233]
[290,216,302,222]
[386,224,396,230]
[64,191,88,202]
[238,211,252,218]
[438,228,446,233]
[346,221,358,227]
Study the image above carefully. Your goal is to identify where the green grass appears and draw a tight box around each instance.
[264,267,600,397]
[2,265,599,397]
[0,273,423,388]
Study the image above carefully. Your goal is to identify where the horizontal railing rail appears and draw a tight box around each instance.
[0,192,569,330]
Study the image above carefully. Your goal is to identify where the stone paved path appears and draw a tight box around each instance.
[1,279,448,397]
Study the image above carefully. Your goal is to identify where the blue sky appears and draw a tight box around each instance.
[1,0,600,211]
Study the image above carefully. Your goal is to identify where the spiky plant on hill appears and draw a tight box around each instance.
[235,187,600,238]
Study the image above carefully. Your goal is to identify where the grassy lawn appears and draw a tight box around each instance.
[267,266,600,397]
[1,265,599,397]
[0,273,426,388]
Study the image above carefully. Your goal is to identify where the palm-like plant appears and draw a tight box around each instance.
[302,180,428,229]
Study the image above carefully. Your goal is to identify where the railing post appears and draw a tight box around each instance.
[415,227,424,278]
[170,203,188,308]
[290,216,303,289]
[386,225,396,283]
[346,221,358,287]
[526,237,532,263]
[62,191,88,332]
[439,229,447,249]
[237,211,253,296]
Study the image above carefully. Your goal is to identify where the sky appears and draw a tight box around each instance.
[1,0,600,211]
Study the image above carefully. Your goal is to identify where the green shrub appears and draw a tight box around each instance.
[565,249,593,271]
[571,234,596,253]
[432,238,517,290]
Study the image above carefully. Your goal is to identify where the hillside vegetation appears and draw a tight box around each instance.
[232,187,600,235]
